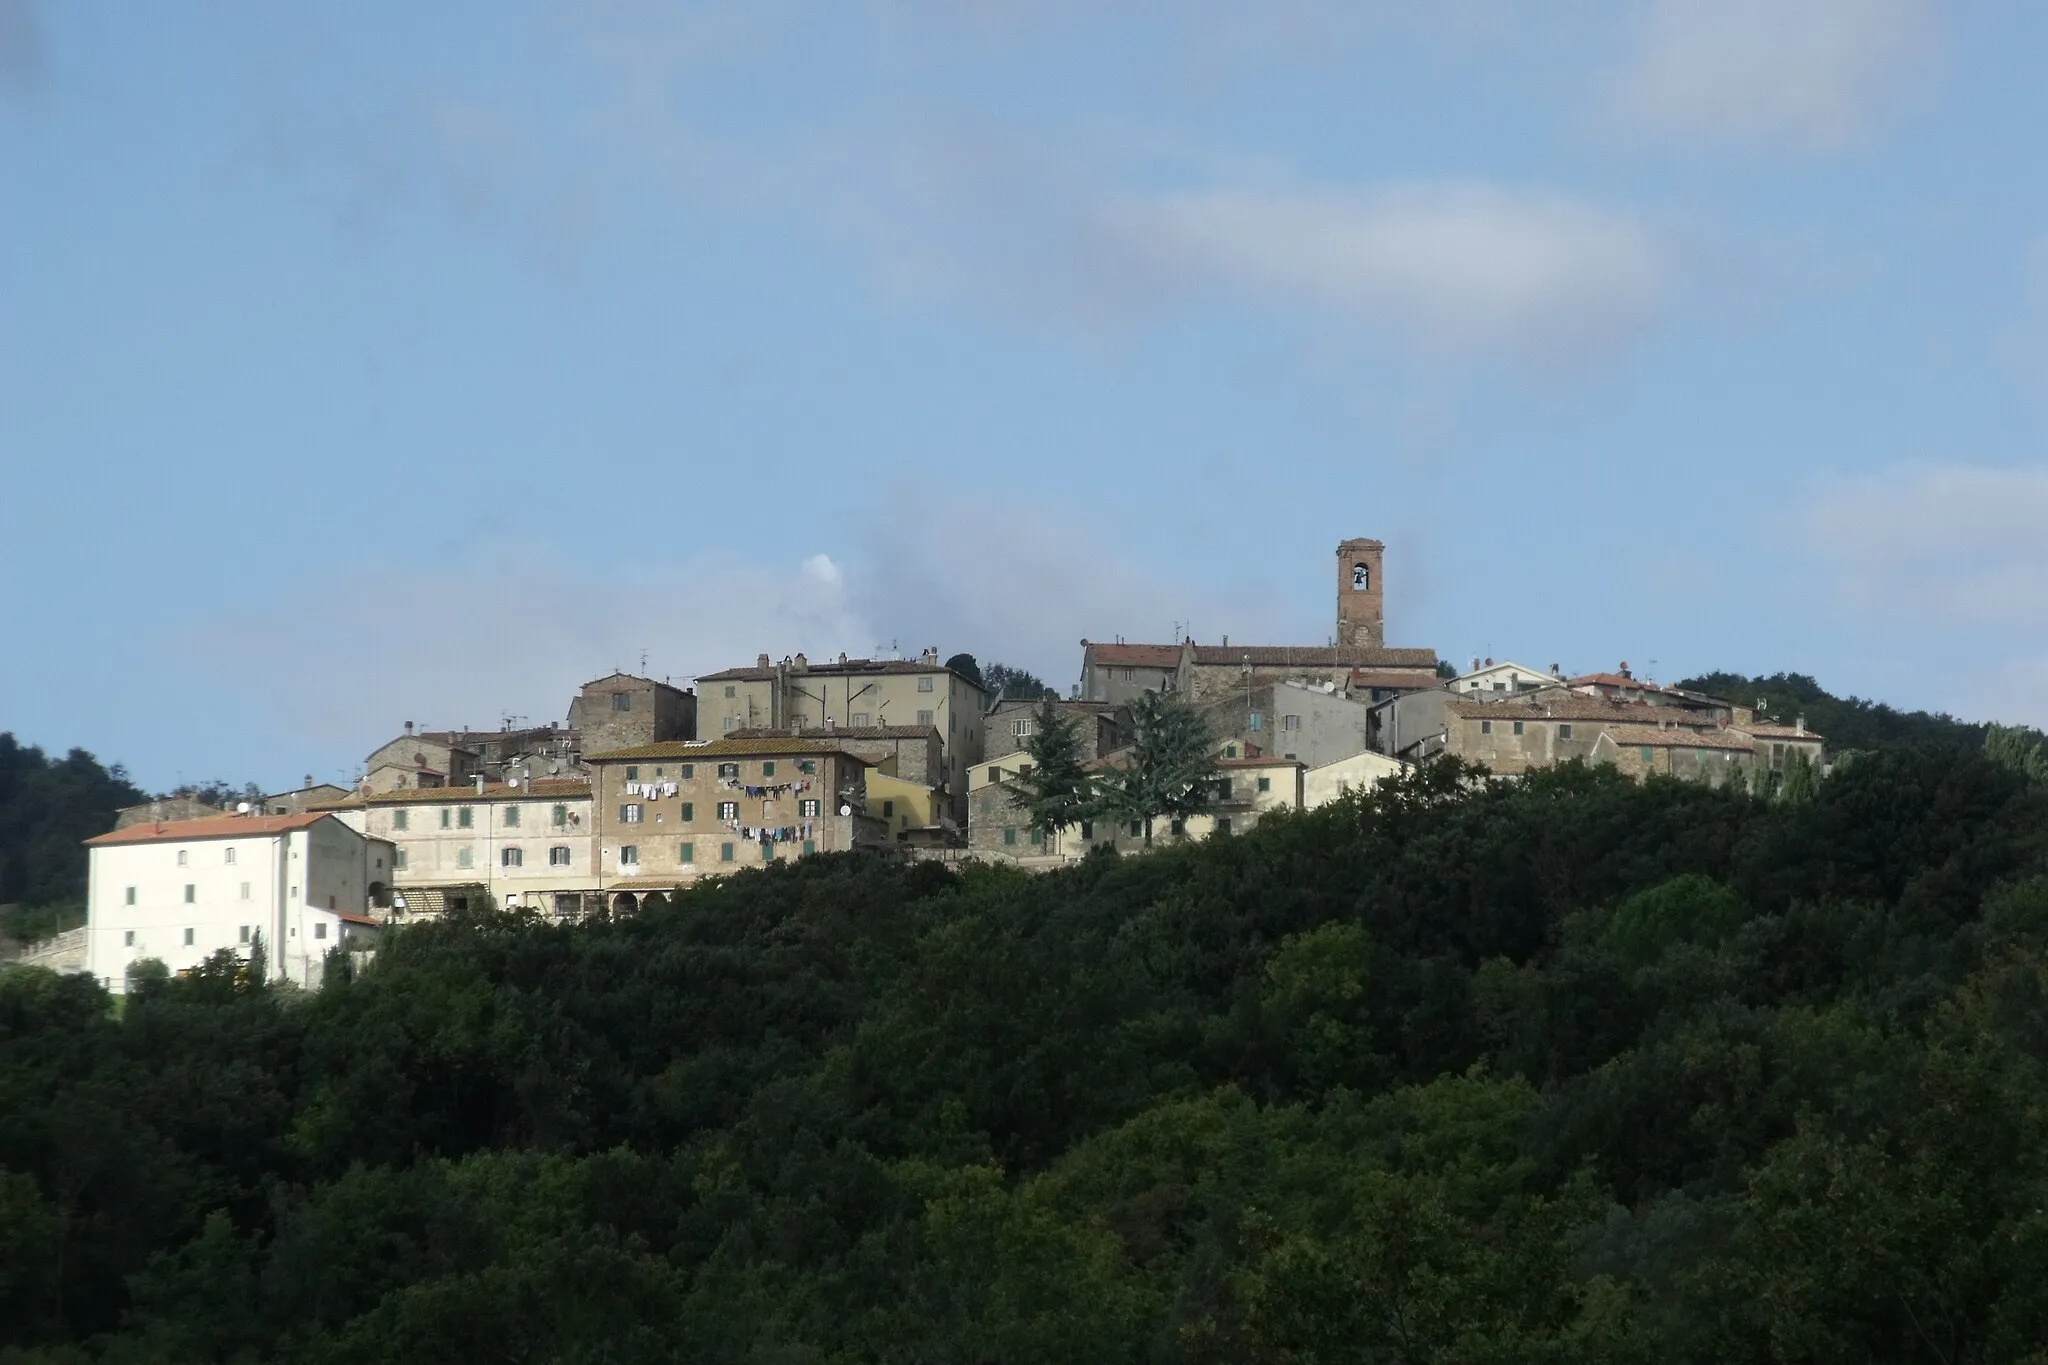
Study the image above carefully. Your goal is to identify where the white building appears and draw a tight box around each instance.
[1449,659,1559,699]
[84,812,393,993]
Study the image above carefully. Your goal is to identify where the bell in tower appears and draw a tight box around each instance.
[1335,538,1385,649]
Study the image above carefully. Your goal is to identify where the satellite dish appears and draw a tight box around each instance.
[839,804,852,816]
[507,778,520,789]
[236,801,251,814]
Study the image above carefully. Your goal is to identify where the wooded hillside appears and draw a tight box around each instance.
[6,748,2048,1361]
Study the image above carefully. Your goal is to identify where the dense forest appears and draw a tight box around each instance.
[0,735,143,945]
[1677,670,1988,755]
[9,740,2048,1360]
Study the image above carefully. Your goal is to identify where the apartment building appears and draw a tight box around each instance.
[83,812,392,992]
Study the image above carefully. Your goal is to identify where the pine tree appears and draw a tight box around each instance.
[1099,691,1220,845]
[1779,747,1818,804]
[1005,698,1094,838]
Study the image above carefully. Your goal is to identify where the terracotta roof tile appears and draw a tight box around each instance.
[1191,644,1438,668]
[727,725,941,742]
[587,737,877,763]
[1736,724,1826,741]
[1448,696,1722,725]
[86,812,337,846]
[1082,643,1184,668]
[698,659,984,688]
[353,778,592,806]
[1602,725,1756,752]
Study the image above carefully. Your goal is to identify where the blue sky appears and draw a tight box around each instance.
[5,0,2047,792]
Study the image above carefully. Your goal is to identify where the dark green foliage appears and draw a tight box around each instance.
[983,662,1058,701]
[1678,670,2008,755]
[943,653,983,688]
[0,734,143,918]
[7,750,2048,1358]
[1005,697,1093,836]
[1096,690,1220,844]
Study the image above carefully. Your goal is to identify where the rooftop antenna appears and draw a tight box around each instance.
[640,648,649,673]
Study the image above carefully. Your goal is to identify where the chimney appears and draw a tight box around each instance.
[1470,656,1480,673]
[1550,663,1561,677]
[793,652,808,670]
[474,775,485,795]
[1795,714,1805,735]
[1619,661,1632,680]
[756,653,771,670]
[303,773,313,789]
[922,646,938,666]
[404,720,414,735]
[1222,634,1229,647]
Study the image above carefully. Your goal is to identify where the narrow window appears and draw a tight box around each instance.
[625,765,639,781]
[800,799,820,818]
[393,849,408,869]
[177,849,188,866]
[1029,828,1043,845]
[503,805,520,828]
[239,882,251,900]
[720,842,735,862]
[723,685,736,698]
[501,847,523,868]
[1481,720,1492,735]
[679,842,694,863]
[802,840,815,855]
[680,763,695,779]
[1257,776,1271,793]
[457,807,473,829]
[551,804,566,827]
[723,716,737,732]
[440,808,452,829]
[1170,818,1185,836]
[988,766,1000,783]
[1225,744,1237,758]
[612,691,631,712]
[681,802,694,821]
[124,886,136,905]
[1081,821,1093,840]
[1248,713,1263,732]
[1216,816,1233,835]
[124,930,135,946]
[314,922,327,940]
[1641,746,1655,764]
[456,847,474,869]
[1283,715,1300,732]
[1559,723,1573,740]
[224,847,236,866]
[919,676,935,693]
[394,809,409,831]
[917,709,934,726]
[761,844,773,862]
[239,925,250,943]
[1513,720,1524,736]
[620,804,643,823]
[619,845,639,866]
[762,761,776,777]
[718,763,740,779]
[184,883,195,903]
[549,845,570,866]
[1353,563,1369,590]
[1004,827,1017,846]
[183,927,194,946]
[1128,820,1142,836]
[882,799,894,818]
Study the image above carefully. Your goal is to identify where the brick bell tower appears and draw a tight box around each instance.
[1335,538,1385,649]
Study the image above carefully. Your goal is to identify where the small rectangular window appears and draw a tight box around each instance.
[681,764,694,778]
[802,840,815,855]
[124,886,136,905]
[762,843,774,862]
[851,713,870,728]
[720,842,735,862]
[1129,820,1142,836]
[722,716,737,732]
[458,807,473,829]
[549,845,571,866]
[625,765,639,781]
[314,922,327,940]
[239,925,251,943]
[1216,816,1232,835]
[800,799,820,818]
[240,882,251,900]
[988,766,1001,783]
[551,804,567,827]
[124,930,135,946]
[1513,720,1524,736]
[762,761,776,777]
[1559,723,1573,740]
[176,849,188,866]
[224,847,236,865]
[1641,746,1655,763]
[682,802,694,821]
[612,692,632,712]
[718,763,740,778]
[917,710,934,726]
[620,845,639,866]
[183,927,194,946]
[456,847,474,869]
[501,847,523,867]
[184,883,195,903]
[1257,776,1271,792]
[882,799,895,818]
[620,804,643,823]
[718,801,738,820]
[1170,819,1185,836]
[679,842,694,863]
[1029,827,1043,844]
[1481,720,1492,735]
[503,805,520,828]
[440,808,452,829]
[1004,827,1017,846]
[1081,821,1093,840]
[1283,715,1301,731]
[723,685,736,698]
[918,676,934,692]
[1248,713,1263,732]
[394,809,409,831]
[393,849,408,869]
[797,760,815,774]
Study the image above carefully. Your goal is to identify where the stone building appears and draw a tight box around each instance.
[966,750,1306,860]
[113,795,223,830]
[582,737,889,911]
[1335,537,1386,648]
[1196,678,1376,769]
[1075,643,1184,705]
[363,724,481,792]
[983,698,1130,763]
[1589,726,1757,785]
[696,651,984,820]
[728,725,944,789]
[1442,695,1722,776]
[316,777,600,920]
[569,673,696,757]
[262,781,353,815]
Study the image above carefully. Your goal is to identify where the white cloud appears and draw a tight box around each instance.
[1807,463,2048,625]
[1603,0,1937,151]
[1118,184,1670,363]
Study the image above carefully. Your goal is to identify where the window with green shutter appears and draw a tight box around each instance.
[762,761,775,776]
[1004,827,1017,846]
[681,802,693,821]
[720,842,735,862]
[679,842,694,863]
[802,840,815,855]
[458,807,473,828]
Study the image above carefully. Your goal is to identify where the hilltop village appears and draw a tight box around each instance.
[77,537,1825,990]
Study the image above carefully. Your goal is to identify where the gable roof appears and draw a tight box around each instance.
[697,658,983,688]
[1600,725,1756,752]
[1082,642,1183,669]
[726,725,942,742]
[1446,696,1722,726]
[86,812,338,847]
[1190,644,1438,668]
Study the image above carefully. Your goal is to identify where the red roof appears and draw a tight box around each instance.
[1083,642,1184,668]
[85,812,335,847]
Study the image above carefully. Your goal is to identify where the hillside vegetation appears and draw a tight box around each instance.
[8,749,2048,1361]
